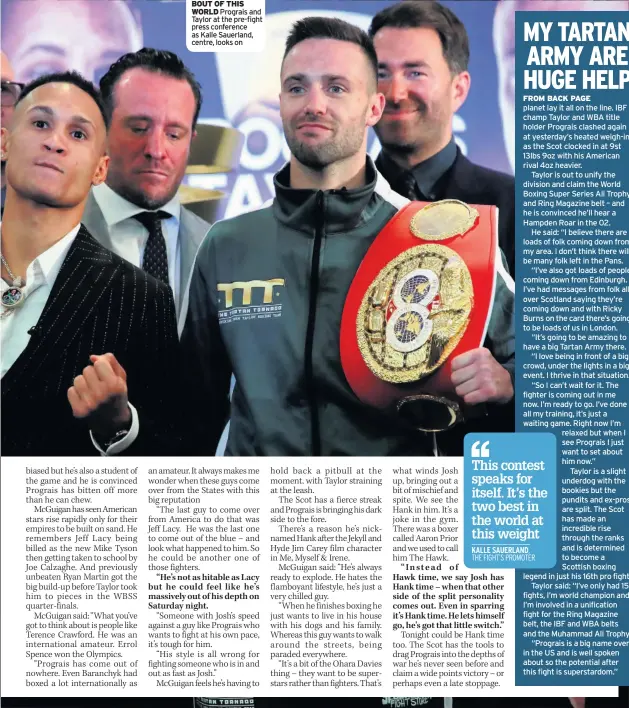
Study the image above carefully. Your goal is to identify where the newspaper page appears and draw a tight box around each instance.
[0,0,626,701]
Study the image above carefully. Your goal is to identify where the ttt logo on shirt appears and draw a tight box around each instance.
[217,278,285,324]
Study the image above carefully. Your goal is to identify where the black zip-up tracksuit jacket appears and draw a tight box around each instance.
[179,159,515,456]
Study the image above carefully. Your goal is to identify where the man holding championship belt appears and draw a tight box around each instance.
[180,16,514,456]
[370,1,516,276]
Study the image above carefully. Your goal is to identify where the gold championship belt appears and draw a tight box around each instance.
[340,199,498,432]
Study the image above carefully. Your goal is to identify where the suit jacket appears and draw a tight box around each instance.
[376,146,516,275]
[1,226,179,456]
[82,190,210,323]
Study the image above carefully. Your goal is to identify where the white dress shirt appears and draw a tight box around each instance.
[92,182,182,301]
[1,223,137,455]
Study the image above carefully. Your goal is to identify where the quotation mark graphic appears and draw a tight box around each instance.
[471,440,490,458]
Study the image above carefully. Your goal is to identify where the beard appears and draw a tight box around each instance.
[284,114,366,171]
[375,97,446,157]
[106,161,183,211]
[112,180,179,211]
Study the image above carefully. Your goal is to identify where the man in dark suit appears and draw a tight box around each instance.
[368,1,515,447]
[369,0,516,275]
[81,48,210,325]
[1,71,178,455]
